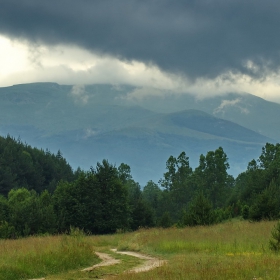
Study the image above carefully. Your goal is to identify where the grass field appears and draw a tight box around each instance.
[1,220,280,279]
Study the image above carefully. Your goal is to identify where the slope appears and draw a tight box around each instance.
[0,83,277,184]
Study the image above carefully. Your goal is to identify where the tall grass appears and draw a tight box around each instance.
[113,220,280,280]
[1,220,280,280]
[0,229,99,280]
[118,220,273,254]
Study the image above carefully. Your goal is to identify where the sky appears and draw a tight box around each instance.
[1,0,280,103]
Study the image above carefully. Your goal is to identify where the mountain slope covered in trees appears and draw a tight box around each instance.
[0,135,75,195]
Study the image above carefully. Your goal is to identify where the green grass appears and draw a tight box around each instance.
[112,220,280,280]
[0,232,99,280]
[1,220,280,279]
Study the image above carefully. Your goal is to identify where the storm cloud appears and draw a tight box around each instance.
[1,0,280,80]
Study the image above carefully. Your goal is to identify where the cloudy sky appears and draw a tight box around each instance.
[1,0,280,102]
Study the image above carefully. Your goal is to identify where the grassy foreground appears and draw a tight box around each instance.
[1,220,280,279]
[0,228,100,280]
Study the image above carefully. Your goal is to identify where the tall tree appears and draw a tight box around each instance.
[142,180,162,212]
[8,188,56,236]
[91,160,129,233]
[194,147,230,208]
[118,163,132,184]
[259,143,280,186]
[160,152,192,191]
[56,160,129,233]
[159,152,193,221]
[54,172,101,233]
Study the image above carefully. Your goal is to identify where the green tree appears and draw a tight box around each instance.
[142,180,162,213]
[249,180,280,221]
[159,152,193,220]
[118,163,132,184]
[159,152,192,191]
[54,172,101,233]
[0,221,15,239]
[126,179,155,230]
[38,190,57,234]
[159,211,172,228]
[8,188,56,236]
[55,160,130,234]
[0,135,75,196]
[194,147,230,208]
[185,192,215,226]
[130,199,155,230]
[0,195,9,222]
[92,160,130,233]
[259,143,280,187]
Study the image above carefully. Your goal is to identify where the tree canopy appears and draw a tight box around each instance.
[0,133,279,238]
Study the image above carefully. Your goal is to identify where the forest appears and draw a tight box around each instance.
[0,134,279,238]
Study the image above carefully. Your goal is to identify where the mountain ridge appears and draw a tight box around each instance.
[0,82,278,184]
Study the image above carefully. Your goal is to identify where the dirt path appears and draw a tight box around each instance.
[28,249,166,280]
[81,252,121,272]
[82,249,166,273]
[111,249,167,273]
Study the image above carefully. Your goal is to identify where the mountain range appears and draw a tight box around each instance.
[0,82,279,184]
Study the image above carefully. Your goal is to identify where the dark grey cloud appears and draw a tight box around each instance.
[1,0,280,79]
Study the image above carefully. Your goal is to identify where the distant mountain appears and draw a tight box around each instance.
[131,109,272,143]
[126,92,280,142]
[0,83,278,184]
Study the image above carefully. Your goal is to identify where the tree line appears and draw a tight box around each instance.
[0,135,280,238]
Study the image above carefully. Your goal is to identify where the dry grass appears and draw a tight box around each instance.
[118,219,273,255]
[112,220,280,280]
[0,233,99,280]
[1,220,280,280]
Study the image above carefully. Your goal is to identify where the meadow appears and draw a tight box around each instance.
[1,220,280,280]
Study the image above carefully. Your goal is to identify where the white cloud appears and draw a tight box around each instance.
[70,85,89,104]
[213,98,250,115]
[0,34,280,104]
[84,128,97,139]
[0,35,30,77]
[123,87,170,101]
[214,98,241,114]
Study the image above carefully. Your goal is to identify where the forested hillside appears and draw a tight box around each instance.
[0,134,279,238]
[0,135,75,195]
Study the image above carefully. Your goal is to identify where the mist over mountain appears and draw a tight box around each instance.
[0,83,278,184]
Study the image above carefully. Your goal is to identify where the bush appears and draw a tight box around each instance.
[185,192,215,226]
[0,221,15,239]
[269,220,280,252]
[241,205,250,219]
[159,211,172,228]
[249,180,280,221]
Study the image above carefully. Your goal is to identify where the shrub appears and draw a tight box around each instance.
[186,192,215,226]
[159,211,172,228]
[269,220,280,252]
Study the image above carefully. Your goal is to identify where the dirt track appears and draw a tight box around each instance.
[82,251,121,271]
[29,249,166,280]
[110,249,167,273]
